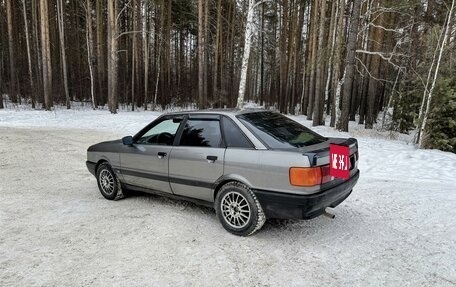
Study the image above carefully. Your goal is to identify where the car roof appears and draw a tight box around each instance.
[164,108,272,117]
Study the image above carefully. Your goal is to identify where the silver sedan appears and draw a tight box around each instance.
[86,110,360,236]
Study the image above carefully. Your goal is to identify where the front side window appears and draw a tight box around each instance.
[179,119,222,148]
[136,118,181,145]
[237,112,327,149]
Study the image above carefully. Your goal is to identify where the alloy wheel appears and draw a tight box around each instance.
[221,191,251,228]
[99,169,115,195]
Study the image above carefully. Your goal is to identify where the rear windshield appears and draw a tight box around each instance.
[237,112,327,149]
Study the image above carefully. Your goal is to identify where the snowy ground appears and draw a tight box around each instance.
[1,108,456,286]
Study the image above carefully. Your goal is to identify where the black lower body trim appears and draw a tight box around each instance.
[86,161,96,176]
[254,170,360,220]
[123,183,214,208]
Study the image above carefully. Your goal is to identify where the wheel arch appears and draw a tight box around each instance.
[95,159,109,174]
[213,175,253,201]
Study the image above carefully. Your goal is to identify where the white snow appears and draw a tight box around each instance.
[1,107,456,286]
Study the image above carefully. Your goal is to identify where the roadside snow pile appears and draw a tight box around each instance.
[0,107,160,135]
[1,106,456,286]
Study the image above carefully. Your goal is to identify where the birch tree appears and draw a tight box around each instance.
[131,0,137,111]
[96,0,105,103]
[330,0,346,127]
[306,0,319,119]
[418,0,455,148]
[143,0,149,109]
[237,0,255,109]
[86,0,96,109]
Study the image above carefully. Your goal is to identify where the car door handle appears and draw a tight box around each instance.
[206,155,217,162]
[158,152,167,159]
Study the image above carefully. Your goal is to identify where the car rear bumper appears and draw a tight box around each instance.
[254,170,360,219]
[86,161,96,176]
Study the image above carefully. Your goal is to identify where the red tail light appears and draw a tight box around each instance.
[320,165,332,184]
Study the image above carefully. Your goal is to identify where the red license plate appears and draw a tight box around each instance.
[330,144,350,179]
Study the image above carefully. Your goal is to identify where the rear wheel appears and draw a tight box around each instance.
[215,182,265,236]
[96,163,124,200]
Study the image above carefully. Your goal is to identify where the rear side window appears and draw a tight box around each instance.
[179,119,222,148]
[237,112,327,149]
[222,117,253,148]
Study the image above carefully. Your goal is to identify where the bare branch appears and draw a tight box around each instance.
[115,0,133,26]
[355,56,395,83]
[116,30,144,40]
[356,49,407,70]
[368,23,410,33]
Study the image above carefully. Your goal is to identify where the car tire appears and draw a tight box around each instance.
[96,162,124,200]
[215,182,266,236]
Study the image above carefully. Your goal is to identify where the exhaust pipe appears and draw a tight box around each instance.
[323,209,335,219]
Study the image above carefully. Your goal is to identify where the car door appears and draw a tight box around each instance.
[168,115,225,202]
[120,116,183,193]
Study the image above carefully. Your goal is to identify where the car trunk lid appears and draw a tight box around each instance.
[299,137,358,168]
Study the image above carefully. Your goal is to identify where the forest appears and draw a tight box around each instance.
[0,0,455,152]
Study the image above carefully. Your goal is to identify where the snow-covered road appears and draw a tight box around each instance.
[1,109,456,286]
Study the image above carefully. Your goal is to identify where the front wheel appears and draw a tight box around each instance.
[215,182,266,236]
[96,163,124,200]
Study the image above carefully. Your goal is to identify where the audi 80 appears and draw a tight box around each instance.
[86,110,360,236]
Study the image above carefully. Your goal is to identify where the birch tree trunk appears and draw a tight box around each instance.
[22,0,36,108]
[131,0,137,111]
[136,0,143,108]
[418,0,454,148]
[143,0,149,110]
[86,0,96,109]
[40,0,53,110]
[416,12,447,143]
[330,0,345,127]
[237,0,255,109]
[96,0,105,105]
[57,0,70,109]
[307,0,319,119]
[203,0,208,105]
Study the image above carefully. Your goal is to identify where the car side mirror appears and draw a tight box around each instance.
[122,136,133,146]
